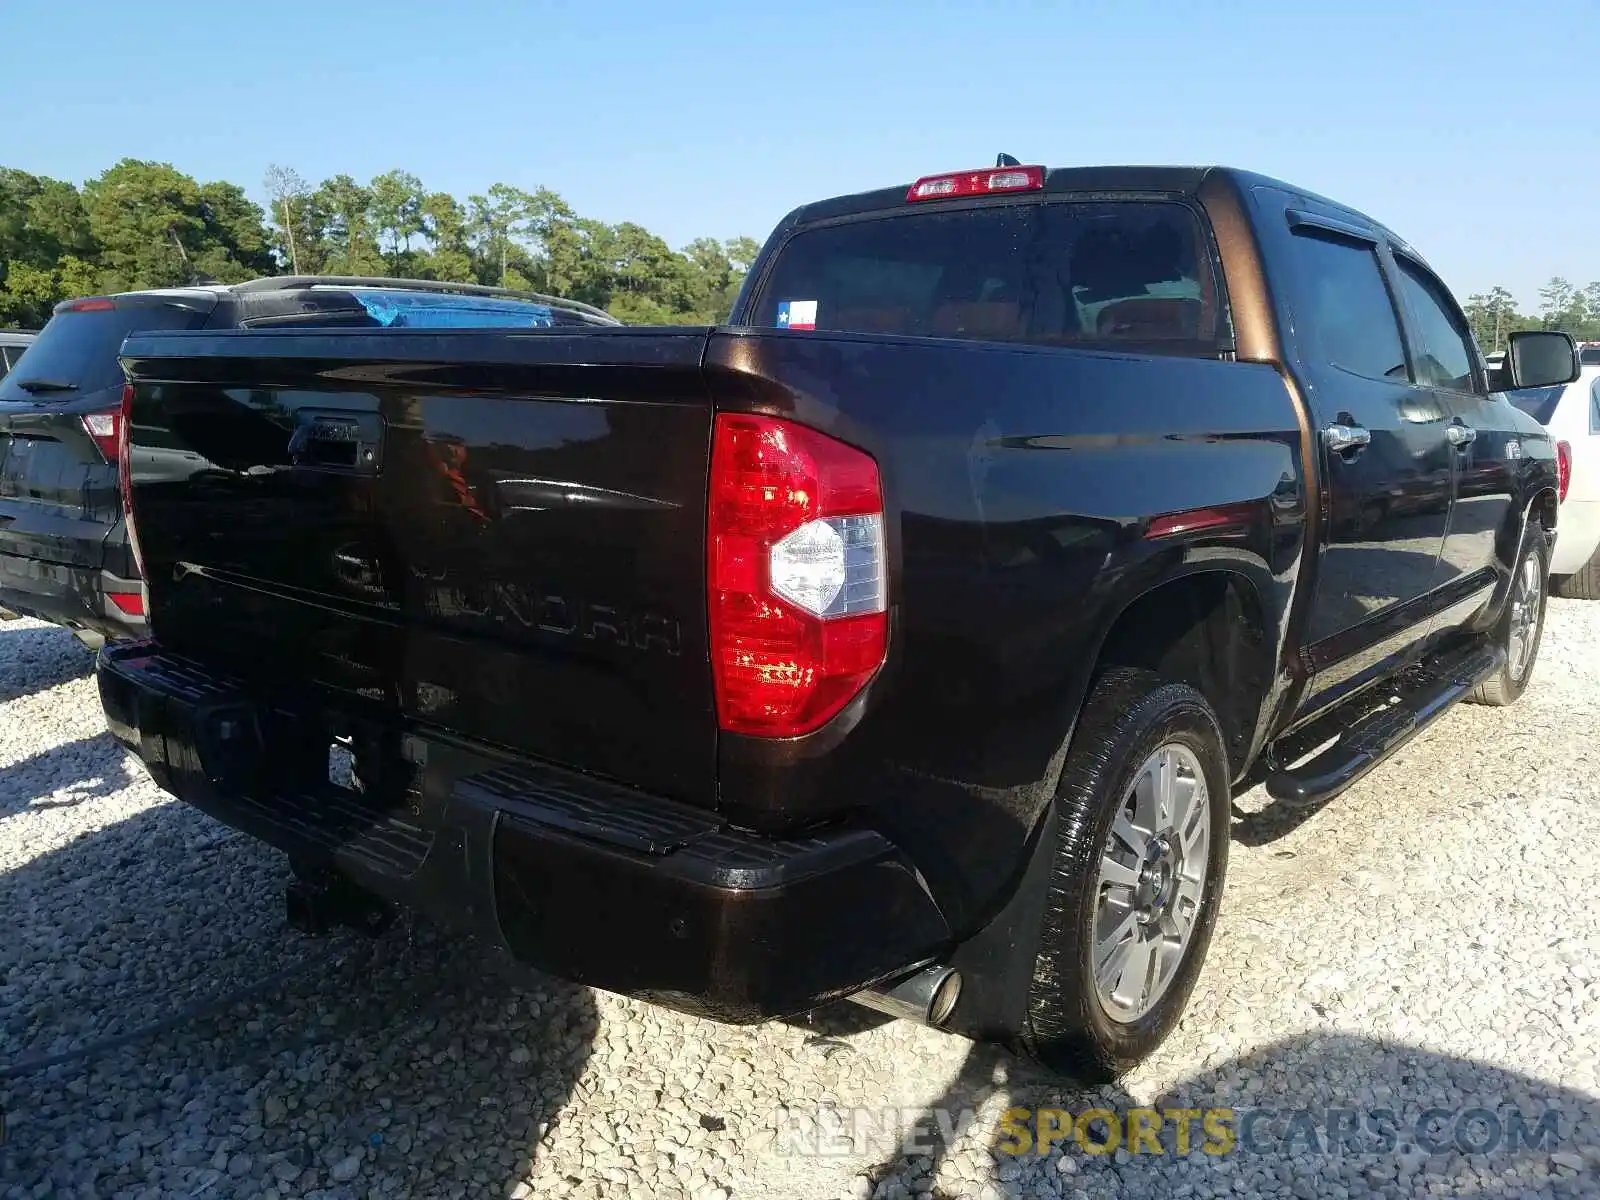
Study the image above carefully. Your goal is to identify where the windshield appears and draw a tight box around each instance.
[0,302,211,401]
[749,200,1222,352]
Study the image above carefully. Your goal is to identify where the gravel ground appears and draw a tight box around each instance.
[2,606,1598,1200]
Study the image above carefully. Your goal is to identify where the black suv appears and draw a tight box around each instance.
[0,278,615,645]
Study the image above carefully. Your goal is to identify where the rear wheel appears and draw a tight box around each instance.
[1471,523,1549,706]
[1021,668,1230,1081]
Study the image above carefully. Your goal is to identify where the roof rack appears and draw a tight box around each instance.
[229,275,618,324]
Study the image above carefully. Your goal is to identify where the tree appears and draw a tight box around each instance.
[1582,282,1600,341]
[1464,286,1525,353]
[81,160,272,290]
[1538,276,1582,332]
[195,181,274,282]
[678,235,762,322]
[312,175,384,275]
[0,156,764,326]
[83,159,206,289]
[369,169,426,273]
[0,169,99,324]
[264,164,311,274]
[420,191,473,282]
[467,184,536,287]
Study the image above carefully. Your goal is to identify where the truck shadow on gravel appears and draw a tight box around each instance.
[0,732,133,820]
[851,1034,1596,1199]
[0,802,598,1200]
[0,621,94,706]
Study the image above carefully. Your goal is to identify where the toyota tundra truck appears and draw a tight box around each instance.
[98,164,1580,1079]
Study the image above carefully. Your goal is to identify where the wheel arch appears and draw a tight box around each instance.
[1082,565,1277,782]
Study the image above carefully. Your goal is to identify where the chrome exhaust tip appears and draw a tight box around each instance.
[848,965,962,1027]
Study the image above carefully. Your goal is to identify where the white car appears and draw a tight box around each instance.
[1509,346,1600,597]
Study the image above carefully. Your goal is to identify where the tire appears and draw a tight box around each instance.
[1021,668,1231,1081]
[1470,522,1549,706]
[1552,541,1600,600]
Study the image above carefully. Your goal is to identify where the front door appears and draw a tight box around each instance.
[1284,222,1454,715]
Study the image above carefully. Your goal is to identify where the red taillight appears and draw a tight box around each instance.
[107,591,145,617]
[118,382,146,579]
[62,297,115,312]
[81,408,120,462]
[907,165,1044,202]
[707,413,888,737]
[1557,440,1572,503]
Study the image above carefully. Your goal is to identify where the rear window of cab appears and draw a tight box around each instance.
[749,200,1225,355]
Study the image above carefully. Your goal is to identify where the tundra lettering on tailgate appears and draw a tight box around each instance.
[412,567,682,657]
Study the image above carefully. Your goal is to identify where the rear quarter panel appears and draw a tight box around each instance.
[707,329,1306,930]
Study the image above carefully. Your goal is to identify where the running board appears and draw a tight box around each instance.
[1264,641,1504,808]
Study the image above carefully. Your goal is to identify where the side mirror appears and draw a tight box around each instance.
[1505,330,1579,390]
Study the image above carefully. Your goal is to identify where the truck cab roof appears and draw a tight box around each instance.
[779,163,1414,255]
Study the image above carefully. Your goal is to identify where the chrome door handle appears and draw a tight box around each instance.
[1324,423,1372,453]
[1446,423,1477,447]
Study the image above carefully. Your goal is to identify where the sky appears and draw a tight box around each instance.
[1,0,1592,311]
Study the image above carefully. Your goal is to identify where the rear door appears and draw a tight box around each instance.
[1388,253,1510,619]
[1280,218,1453,709]
[0,297,214,573]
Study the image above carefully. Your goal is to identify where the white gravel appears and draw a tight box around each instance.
[3,606,1598,1199]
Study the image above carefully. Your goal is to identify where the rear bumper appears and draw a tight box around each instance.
[0,553,145,641]
[1552,499,1600,576]
[97,642,951,1021]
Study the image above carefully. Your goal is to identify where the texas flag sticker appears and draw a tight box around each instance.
[777,300,818,331]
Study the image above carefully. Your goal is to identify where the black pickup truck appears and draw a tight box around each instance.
[99,164,1579,1079]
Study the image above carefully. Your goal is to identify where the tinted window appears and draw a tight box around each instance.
[0,302,211,401]
[750,201,1222,352]
[0,341,30,372]
[1289,232,1408,382]
[1581,346,1600,366]
[1592,377,1600,434]
[1393,259,1476,391]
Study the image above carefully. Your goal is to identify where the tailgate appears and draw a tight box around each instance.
[120,327,720,806]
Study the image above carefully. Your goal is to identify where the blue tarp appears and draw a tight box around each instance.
[349,289,558,329]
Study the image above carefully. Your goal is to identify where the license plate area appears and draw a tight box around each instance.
[248,703,403,803]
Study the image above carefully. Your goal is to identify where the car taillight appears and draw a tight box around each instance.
[107,591,145,617]
[1557,440,1572,503]
[118,382,146,579]
[81,408,120,462]
[907,165,1044,202]
[707,413,887,737]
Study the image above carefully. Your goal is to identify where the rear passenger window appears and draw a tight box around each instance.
[1393,258,1477,392]
[1289,232,1408,382]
